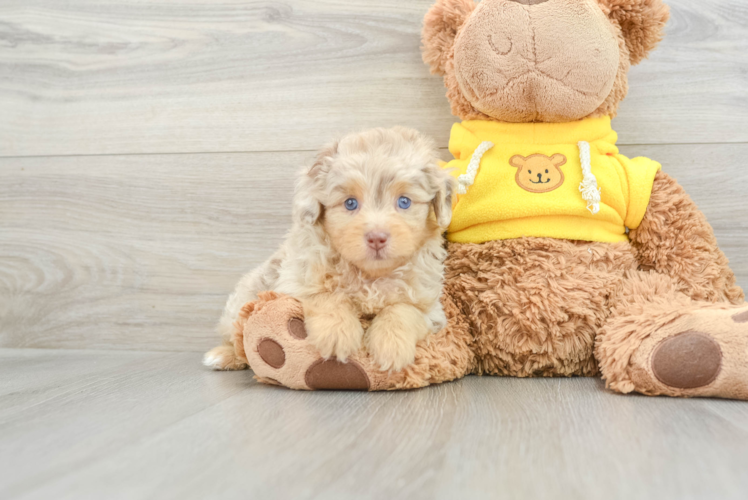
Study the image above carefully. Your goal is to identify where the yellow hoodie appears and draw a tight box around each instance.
[444,116,661,244]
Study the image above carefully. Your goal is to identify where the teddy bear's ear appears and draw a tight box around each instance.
[601,0,670,65]
[422,0,477,76]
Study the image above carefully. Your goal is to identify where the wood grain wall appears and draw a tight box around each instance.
[1,0,746,352]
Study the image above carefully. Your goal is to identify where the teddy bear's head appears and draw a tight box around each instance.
[422,0,669,123]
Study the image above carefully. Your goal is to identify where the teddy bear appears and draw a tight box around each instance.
[233,0,748,399]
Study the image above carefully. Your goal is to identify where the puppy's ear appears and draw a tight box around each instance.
[425,163,456,229]
[600,0,670,65]
[422,0,477,76]
[293,141,338,226]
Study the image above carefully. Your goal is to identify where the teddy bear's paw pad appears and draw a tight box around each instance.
[287,318,308,339]
[732,309,748,323]
[241,295,321,390]
[241,294,381,391]
[304,359,371,391]
[651,331,722,390]
[257,338,286,369]
[634,304,748,400]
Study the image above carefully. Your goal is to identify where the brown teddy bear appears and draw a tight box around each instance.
[235,0,748,398]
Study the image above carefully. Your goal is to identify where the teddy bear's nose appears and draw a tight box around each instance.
[537,173,543,180]
[509,0,549,5]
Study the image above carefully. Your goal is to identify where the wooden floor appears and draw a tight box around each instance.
[1,0,748,498]
[1,348,747,500]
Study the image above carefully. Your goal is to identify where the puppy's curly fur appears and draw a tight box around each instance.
[204,127,455,372]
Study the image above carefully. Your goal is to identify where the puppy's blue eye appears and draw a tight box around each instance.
[344,198,358,211]
[398,196,412,209]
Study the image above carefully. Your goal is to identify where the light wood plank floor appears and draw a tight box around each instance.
[2,349,748,500]
[1,0,748,497]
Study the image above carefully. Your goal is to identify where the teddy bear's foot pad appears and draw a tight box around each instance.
[257,334,371,389]
[629,304,748,399]
[651,331,722,390]
[305,359,371,390]
[238,292,386,391]
[733,310,748,323]
[257,339,286,369]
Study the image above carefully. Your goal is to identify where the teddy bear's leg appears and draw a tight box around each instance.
[237,292,474,391]
[599,170,748,399]
[596,270,748,399]
[629,170,744,304]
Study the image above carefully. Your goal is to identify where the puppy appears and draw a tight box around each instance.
[204,127,454,372]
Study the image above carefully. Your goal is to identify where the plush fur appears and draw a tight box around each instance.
[227,0,748,400]
[237,171,747,397]
[205,127,455,373]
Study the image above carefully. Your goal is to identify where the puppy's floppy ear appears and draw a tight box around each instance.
[600,0,670,65]
[425,162,456,229]
[293,141,338,226]
[422,0,476,76]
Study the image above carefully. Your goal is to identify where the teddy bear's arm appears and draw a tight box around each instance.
[629,170,744,304]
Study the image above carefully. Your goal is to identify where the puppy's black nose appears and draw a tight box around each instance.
[366,231,390,251]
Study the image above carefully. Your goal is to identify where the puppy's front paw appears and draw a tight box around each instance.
[367,321,418,372]
[306,311,364,363]
[367,305,430,372]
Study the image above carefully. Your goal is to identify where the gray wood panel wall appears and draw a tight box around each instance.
[1,0,747,352]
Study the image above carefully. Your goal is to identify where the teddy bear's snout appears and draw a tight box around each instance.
[453,0,620,122]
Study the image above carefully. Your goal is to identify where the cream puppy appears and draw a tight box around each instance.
[204,127,454,372]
